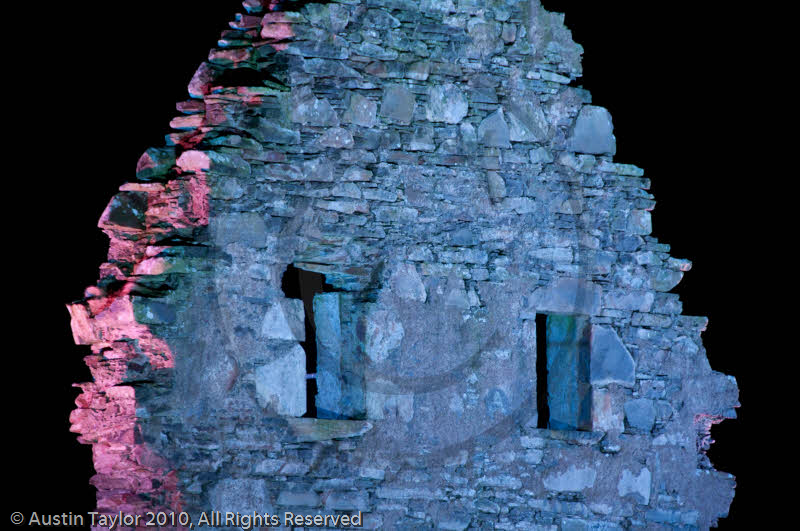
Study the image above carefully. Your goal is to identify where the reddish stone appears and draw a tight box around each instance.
[188,61,214,99]
[175,100,205,114]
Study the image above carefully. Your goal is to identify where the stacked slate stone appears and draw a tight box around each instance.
[69,0,739,529]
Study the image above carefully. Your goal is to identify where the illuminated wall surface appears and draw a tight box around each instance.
[68,1,739,529]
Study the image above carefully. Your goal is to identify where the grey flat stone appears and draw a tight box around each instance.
[390,263,427,302]
[426,83,468,124]
[255,345,307,416]
[314,293,343,419]
[277,490,321,507]
[523,278,602,316]
[318,127,354,148]
[291,86,340,127]
[303,157,335,181]
[590,325,635,387]
[380,84,416,125]
[507,95,549,142]
[212,212,268,247]
[343,92,377,127]
[210,479,272,514]
[568,105,616,155]
[617,467,651,505]
[478,108,511,148]
[624,398,656,432]
[543,466,597,492]
[285,418,373,442]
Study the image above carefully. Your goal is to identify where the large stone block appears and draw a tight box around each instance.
[543,465,597,492]
[362,9,400,29]
[253,118,301,144]
[285,418,373,442]
[318,127,354,149]
[254,345,307,416]
[314,293,343,419]
[426,83,468,124]
[325,491,370,512]
[343,92,377,127]
[389,263,427,302]
[261,299,305,340]
[285,36,350,60]
[651,268,684,292]
[135,147,176,181]
[591,388,624,432]
[590,325,635,387]
[420,0,456,15]
[487,171,507,200]
[478,108,511,148]
[567,106,616,155]
[618,467,651,505]
[304,3,349,33]
[134,299,176,325]
[302,58,361,78]
[355,42,398,60]
[100,191,148,230]
[604,290,655,312]
[314,294,366,420]
[627,209,652,235]
[444,275,471,309]
[212,212,269,247]
[624,398,656,432]
[507,95,549,142]
[209,479,272,514]
[364,309,404,363]
[302,157,335,182]
[277,490,320,507]
[380,84,416,125]
[407,124,436,151]
[290,86,340,127]
[466,20,503,59]
[523,278,602,316]
[366,378,414,422]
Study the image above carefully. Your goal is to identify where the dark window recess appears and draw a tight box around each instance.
[281,264,366,420]
[281,264,334,418]
[536,314,550,429]
[536,314,592,431]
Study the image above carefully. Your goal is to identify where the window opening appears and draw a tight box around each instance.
[281,263,338,418]
[536,313,592,431]
[280,263,370,420]
[536,313,549,429]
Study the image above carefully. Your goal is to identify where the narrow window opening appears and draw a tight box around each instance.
[536,313,550,429]
[281,263,339,418]
[535,313,592,431]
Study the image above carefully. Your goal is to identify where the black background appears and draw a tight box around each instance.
[8,1,767,527]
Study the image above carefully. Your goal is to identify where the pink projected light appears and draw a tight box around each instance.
[67,2,295,527]
[68,161,210,529]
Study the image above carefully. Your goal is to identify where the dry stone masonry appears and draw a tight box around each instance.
[69,0,739,529]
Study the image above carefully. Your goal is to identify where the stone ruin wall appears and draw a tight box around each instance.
[68,0,739,529]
